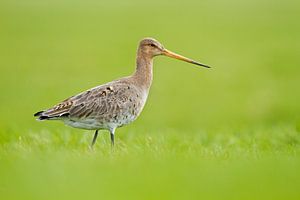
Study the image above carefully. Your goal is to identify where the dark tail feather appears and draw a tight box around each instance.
[38,115,51,120]
[34,110,53,120]
[34,111,44,117]
[34,110,69,120]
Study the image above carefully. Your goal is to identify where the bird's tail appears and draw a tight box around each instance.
[34,100,72,121]
[34,111,52,120]
[34,110,68,120]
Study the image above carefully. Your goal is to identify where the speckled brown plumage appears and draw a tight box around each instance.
[34,37,209,147]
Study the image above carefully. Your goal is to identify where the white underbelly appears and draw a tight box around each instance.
[62,114,137,130]
[63,118,103,130]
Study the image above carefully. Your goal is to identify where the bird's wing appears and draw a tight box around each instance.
[68,82,136,119]
[68,86,113,119]
[34,80,135,120]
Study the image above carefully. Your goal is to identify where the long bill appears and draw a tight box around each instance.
[162,49,210,68]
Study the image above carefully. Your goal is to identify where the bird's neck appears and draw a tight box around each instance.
[133,50,153,90]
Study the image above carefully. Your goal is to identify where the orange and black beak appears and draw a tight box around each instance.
[162,49,210,68]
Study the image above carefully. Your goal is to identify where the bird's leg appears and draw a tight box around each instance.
[90,130,99,148]
[109,128,115,147]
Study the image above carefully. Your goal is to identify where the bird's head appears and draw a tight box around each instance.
[139,38,165,57]
[138,37,210,68]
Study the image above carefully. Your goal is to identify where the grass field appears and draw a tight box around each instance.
[0,0,300,199]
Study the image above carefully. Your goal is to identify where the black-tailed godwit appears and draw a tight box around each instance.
[34,38,210,147]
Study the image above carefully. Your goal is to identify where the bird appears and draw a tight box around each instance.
[34,38,210,148]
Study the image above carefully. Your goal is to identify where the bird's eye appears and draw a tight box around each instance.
[150,44,156,47]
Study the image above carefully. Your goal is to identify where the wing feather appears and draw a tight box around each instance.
[34,79,139,121]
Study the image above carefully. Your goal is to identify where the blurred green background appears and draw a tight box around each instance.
[0,0,300,199]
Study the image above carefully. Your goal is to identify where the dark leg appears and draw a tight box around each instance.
[91,130,99,148]
[110,128,115,147]
[110,132,114,147]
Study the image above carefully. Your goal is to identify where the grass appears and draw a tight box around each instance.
[1,125,300,200]
[0,0,300,199]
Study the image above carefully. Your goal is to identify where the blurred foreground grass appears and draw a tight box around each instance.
[0,0,300,199]
[1,125,300,200]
